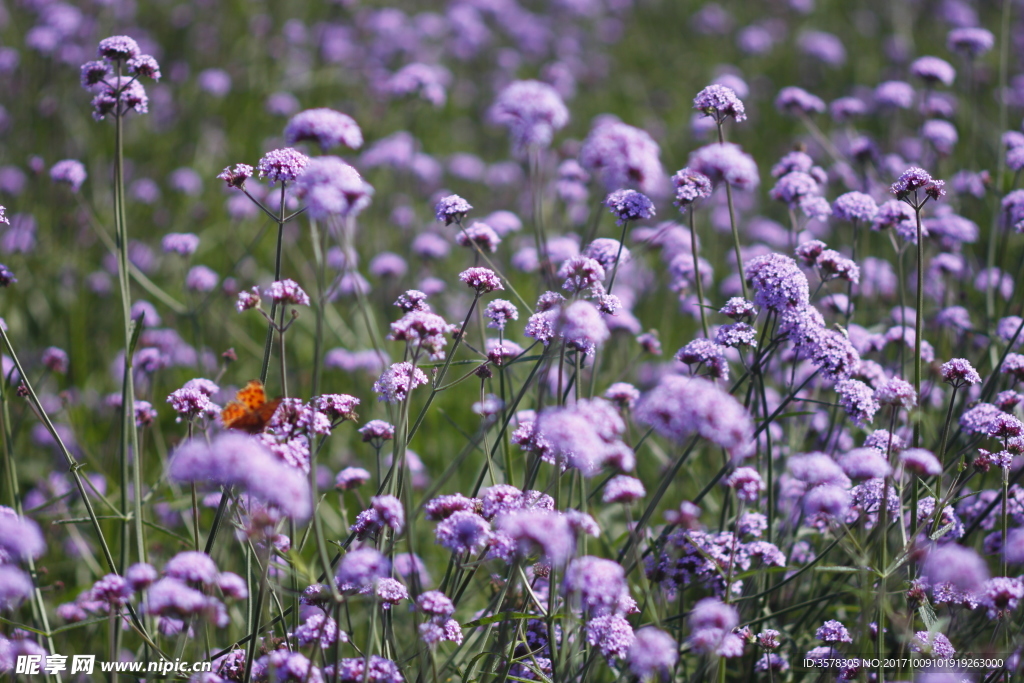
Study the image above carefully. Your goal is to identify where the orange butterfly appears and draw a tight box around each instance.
[221,380,282,434]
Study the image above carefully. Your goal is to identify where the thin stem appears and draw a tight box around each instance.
[688,207,709,338]
[717,124,748,298]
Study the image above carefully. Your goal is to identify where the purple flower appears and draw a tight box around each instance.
[332,656,403,683]
[579,120,665,195]
[126,54,160,80]
[693,84,747,123]
[836,379,880,427]
[770,171,819,206]
[628,627,678,680]
[0,510,46,562]
[89,77,148,121]
[49,160,87,192]
[830,97,867,122]
[563,556,631,616]
[435,194,472,225]
[0,566,32,610]
[336,548,389,590]
[335,467,371,490]
[922,119,958,155]
[874,377,917,408]
[284,108,363,150]
[168,433,312,520]
[488,80,569,155]
[417,591,455,618]
[815,619,853,643]
[435,510,491,555]
[0,264,16,287]
[97,35,140,61]
[798,30,846,66]
[184,265,218,293]
[688,598,744,657]
[671,167,713,208]
[587,614,635,660]
[726,467,765,502]
[688,142,760,190]
[293,157,374,219]
[558,301,610,356]
[891,166,946,201]
[162,233,200,256]
[494,509,575,567]
[744,253,810,311]
[217,164,253,189]
[635,375,754,459]
[603,475,646,503]
[359,420,395,442]
[775,86,826,115]
[455,223,500,253]
[385,63,450,107]
[838,448,892,480]
[605,189,655,225]
[257,147,309,185]
[832,192,878,223]
[947,27,995,57]
[921,543,990,592]
[458,267,503,294]
[901,448,942,476]
[145,577,227,626]
[803,484,851,518]
[373,362,428,403]
[236,287,261,313]
[940,358,981,387]
[484,300,518,331]
[911,56,956,86]
[911,631,957,658]
[295,611,342,649]
[265,279,310,306]
[165,551,219,586]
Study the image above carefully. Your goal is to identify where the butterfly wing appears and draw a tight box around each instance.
[221,380,275,433]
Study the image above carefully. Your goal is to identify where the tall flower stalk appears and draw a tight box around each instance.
[891,167,945,447]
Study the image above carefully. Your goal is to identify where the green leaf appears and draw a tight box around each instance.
[812,565,862,573]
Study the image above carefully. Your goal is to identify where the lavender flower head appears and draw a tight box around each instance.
[459,267,503,294]
[97,35,140,61]
[484,300,518,330]
[168,433,312,520]
[285,108,363,150]
[910,56,956,86]
[435,195,472,225]
[265,279,310,306]
[257,147,309,185]
[815,620,853,643]
[921,543,990,592]
[832,192,878,223]
[373,362,428,403]
[336,548,389,590]
[605,189,655,225]
[693,84,747,123]
[488,80,569,155]
[874,377,917,408]
[775,86,827,115]
[579,120,665,196]
[947,27,995,58]
[635,375,754,460]
[940,358,981,387]
[49,160,87,192]
[628,627,678,680]
[558,301,610,356]
[688,143,760,190]
[901,448,942,476]
[672,167,713,208]
[293,157,374,219]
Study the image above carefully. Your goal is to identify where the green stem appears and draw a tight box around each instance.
[689,207,709,338]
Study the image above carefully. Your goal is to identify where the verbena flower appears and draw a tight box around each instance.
[435,194,472,225]
[257,147,309,185]
[293,157,374,218]
[605,189,655,225]
[49,160,87,192]
[693,83,747,123]
[284,108,363,150]
[488,80,569,155]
